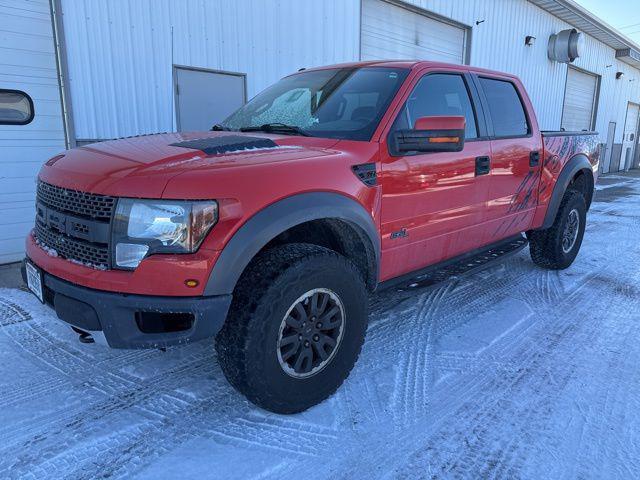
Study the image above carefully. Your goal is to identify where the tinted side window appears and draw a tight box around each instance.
[0,89,34,125]
[393,74,478,139]
[478,78,529,137]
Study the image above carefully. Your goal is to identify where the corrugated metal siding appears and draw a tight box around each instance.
[0,0,65,264]
[60,0,360,140]
[59,0,640,146]
[389,0,640,143]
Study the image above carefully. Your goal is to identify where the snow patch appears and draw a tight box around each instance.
[223,144,301,154]
[35,238,58,258]
[68,258,108,271]
[5,174,640,479]
[157,146,302,169]
[35,238,107,270]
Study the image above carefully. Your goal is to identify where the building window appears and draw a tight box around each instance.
[0,89,34,125]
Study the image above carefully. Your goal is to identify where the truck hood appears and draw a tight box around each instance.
[39,131,341,197]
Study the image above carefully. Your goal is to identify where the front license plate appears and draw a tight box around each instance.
[26,261,44,303]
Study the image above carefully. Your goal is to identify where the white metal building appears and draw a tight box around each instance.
[0,0,66,264]
[1,0,640,263]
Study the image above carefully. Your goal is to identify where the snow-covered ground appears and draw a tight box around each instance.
[1,174,640,479]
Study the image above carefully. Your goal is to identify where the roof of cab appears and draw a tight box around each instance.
[295,60,520,80]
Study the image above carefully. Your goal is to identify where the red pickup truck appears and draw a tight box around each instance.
[23,61,599,413]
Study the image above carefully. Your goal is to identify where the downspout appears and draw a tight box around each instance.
[49,0,76,149]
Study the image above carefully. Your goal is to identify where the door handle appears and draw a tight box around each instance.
[475,156,490,176]
[530,150,540,167]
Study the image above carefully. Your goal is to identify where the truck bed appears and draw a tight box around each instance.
[538,130,600,216]
[540,130,598,137]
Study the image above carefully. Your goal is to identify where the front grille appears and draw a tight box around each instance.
[35,181,114,269]
[37,181,115,221]
[35,222,110,268]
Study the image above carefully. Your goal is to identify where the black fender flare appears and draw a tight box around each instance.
[204,192,380,296]
[541,154,594,229]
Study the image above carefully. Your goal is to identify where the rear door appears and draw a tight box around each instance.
[474,75,542,244]
[379,69,492,281]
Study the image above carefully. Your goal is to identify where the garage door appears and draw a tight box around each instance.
[361,0,467,64]
[0,1,66,264]
[561,67,599,132]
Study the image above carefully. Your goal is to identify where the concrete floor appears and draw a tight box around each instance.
[0,262,22,290]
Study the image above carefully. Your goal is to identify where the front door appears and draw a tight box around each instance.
[621,103,639,171]
[379,71,492,281]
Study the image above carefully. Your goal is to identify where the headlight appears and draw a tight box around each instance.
[113,199,218,269]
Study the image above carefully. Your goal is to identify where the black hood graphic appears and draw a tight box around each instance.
[170,135,277,155]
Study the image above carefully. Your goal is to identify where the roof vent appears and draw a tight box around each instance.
[547,29,584,63]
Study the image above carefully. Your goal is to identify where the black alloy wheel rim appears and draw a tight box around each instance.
[562,208,580,253]
[277,288,345,379]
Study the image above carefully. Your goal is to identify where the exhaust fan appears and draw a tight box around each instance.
[548,29,583,63]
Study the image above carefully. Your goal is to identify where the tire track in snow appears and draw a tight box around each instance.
[324,249,620,478]
[0,297,32,327]
[0,297,340,479]
[2,176,640,479]
[353,276,603,478]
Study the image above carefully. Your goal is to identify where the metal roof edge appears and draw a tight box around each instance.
[528,0,640,69]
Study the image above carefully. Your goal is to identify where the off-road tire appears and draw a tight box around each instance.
[215,243,368,414]
[528,189,587,270]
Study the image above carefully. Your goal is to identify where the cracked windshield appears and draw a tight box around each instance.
[222,67,408,140]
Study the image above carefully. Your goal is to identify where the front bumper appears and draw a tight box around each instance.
[22,258,232,349]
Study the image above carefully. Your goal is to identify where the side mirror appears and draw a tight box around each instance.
[394,115,465,154]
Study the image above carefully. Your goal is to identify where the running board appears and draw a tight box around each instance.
[378,234,529,291]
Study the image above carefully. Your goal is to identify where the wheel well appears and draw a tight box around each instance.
[254,219,377,291]
[569,169,594,209]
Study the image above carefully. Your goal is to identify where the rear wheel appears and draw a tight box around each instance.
[528,189,587,270]
[215,243,368,414]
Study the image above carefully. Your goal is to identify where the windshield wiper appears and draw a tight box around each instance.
[210,124,232,131]
[239,123,311,137]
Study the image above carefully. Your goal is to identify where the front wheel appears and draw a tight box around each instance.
[528,189,587,270]
[215,243,368,414]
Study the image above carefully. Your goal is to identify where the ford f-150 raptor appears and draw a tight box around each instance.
[23,61,599,413]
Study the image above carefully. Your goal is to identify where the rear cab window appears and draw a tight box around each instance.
[477,77,530,138]
[0,89,34,125]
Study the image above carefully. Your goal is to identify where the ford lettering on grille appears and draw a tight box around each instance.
[35,181,115,269]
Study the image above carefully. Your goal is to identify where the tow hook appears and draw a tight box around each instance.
[71,326,95,344]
